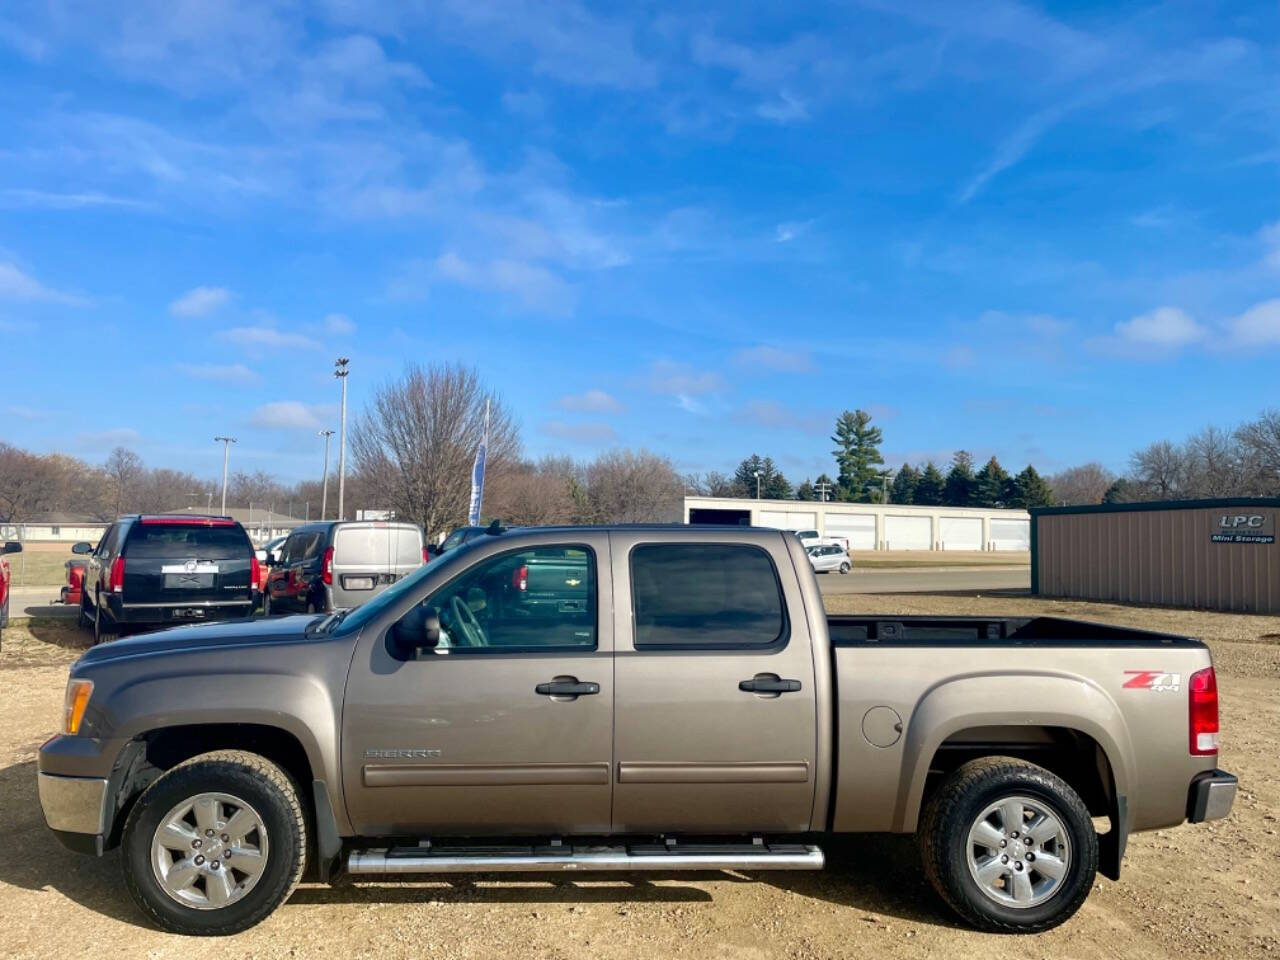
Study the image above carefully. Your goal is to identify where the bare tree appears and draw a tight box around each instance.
[1047,462,1115,506]
[487,458,580,527]
[1130,440,1185,499]
[351,363,520,540]
[0,443,58,524]
[1182,425,1245,498]
[1236,409,1280,495]
[582,449,684,523]
[104,447,144,518]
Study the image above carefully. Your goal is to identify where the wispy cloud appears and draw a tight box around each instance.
[324,312,356,335]
[223,325,320,350]
[175,362,259,384]
[0,261,87,305]
[250,401,335,430]
[559,389,623,414]
[428,251,574,315]
[958,105,1065,204]
[774,219,814,243]
[76,427,140,448]
[1226,299,1280,347]
[732,345,813,373]
[0,188,150,210]
[539,420,618,443]
[169,285,231,318]
[1113,306,1205,347]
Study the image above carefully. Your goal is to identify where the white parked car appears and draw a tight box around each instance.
[795,529,850,552]
[807,543,851,575]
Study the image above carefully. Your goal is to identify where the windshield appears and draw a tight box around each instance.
[330,546,454,633]
[440,528,471,551]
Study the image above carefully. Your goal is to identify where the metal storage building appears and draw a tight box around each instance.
[1031,498,1280,614]
[683,497,1030,552]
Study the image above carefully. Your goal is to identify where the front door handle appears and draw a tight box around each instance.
[535,679,600,697]
[739,675,802,694]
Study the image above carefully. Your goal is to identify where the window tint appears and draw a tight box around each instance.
[408,545,596,652]
[631,543,786,649]
[124,524,252,559]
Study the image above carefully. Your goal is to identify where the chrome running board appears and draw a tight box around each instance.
[347,841,824,875]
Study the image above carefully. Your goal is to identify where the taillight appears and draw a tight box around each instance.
[422,547,430,565]
[108,555,125,593]
[512,564,528,592]
[1189,666,1219,756]
[250,554,261,589]
[322,546,334,585]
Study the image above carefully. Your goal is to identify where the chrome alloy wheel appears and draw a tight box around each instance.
[150,792,269,910]
[966,795,1071,908]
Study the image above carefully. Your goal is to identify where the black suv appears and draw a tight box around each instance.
[73,515,259,643]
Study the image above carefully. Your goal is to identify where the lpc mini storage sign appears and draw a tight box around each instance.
[1211,512,1276,545]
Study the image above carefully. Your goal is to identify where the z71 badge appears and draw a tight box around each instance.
[1123,670,1181,692]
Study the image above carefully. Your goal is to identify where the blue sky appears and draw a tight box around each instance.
[1,1,1279,484]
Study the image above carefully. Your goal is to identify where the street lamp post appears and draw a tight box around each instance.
[334,358,349,521]
[754,469,762,499]
[318,429,335,520]
[214,437,236,515]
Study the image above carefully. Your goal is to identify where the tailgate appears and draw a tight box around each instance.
[122,521,254,604]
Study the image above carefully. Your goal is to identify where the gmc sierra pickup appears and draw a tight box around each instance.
[36,525,1236,936]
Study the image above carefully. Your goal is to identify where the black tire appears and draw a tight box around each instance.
[121,750,307,935]
[918,757,1097,933]
[262,592,271,617]
[78,594,91,630]
[92,594,117,644]
[839,562,851,574]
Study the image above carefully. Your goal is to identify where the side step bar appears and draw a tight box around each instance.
[348,842,824,875]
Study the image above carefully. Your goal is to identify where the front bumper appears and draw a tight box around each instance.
[1188,769,1237,823]
[38,772,109,846]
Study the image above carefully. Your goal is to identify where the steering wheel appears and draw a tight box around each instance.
[449,594,486,647]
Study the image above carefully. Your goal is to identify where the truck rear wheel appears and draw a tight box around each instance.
[121,750,307,935]
[918,757,1097,933]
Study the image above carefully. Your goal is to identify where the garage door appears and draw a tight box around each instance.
[990,518,1030,551]
[884,515,931,550]
[823,513,876,550]
[939,517,982,551]
[757,510,818,532]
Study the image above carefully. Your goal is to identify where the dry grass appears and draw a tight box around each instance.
[846,550,1028,568]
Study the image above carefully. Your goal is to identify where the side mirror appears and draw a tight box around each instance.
[2,541,21,555]
[391,606,441,656]
[71,542,92,555]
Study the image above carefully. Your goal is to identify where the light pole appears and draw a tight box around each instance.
[754,469,762,499]
[214,437,236,515]
[334,357,349,521]
[318,429,334,520]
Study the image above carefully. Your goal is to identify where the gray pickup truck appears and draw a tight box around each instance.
[36,525,1236,936]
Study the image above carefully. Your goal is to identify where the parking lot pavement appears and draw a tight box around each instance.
[8,586,77,619]
[816,565,1030,595]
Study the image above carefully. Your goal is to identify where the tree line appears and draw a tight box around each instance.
[687,406,1280,509]
[0,363,687,537]
[3,386,1277,533]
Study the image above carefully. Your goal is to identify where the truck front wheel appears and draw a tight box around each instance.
[121,750,307,935]
[918,757,1097,933]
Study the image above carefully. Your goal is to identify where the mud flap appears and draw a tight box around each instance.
[1099,793,1127,881]
[312,780,343,882]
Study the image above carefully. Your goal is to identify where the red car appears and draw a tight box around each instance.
[0,541,22,642]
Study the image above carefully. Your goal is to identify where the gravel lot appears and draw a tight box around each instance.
[3,597,1278,959]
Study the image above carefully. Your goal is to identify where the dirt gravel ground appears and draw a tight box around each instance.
[2,597,1278,960]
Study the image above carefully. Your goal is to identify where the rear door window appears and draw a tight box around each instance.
[124,523,252,559]
[631,543,787,649]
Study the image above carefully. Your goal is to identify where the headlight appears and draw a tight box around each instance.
[62,678,94,735]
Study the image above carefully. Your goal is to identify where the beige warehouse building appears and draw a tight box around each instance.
[1031,498,1280,614]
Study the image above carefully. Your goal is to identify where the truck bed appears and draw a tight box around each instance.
[826,614,1204,647]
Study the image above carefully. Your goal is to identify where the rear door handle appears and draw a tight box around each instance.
[535,680,600,697]
[739,676,802,694]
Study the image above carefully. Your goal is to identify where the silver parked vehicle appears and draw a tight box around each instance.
[263,520,426,614]
[807,543,851,574]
